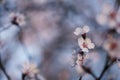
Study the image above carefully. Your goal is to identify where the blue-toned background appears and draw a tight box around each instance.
[0,0,120,80]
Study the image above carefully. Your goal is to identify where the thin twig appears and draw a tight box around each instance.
[0,54,11,80]
[98,56,116,80]
[22,74,26,80]
[81,65,97,79]
[115,0,120,11]
[79,76,82,80]
[98,54,110,79]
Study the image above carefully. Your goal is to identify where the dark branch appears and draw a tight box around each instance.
[98,55,116,80]
[22,74,26,80]
[79,76,82,80]
[115,0,120,11]
[0,54,11,80]
[81,66,97,79]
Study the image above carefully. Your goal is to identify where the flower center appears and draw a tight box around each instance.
[11,16,19,26]
[109,11,116,20]
[110,42,117,50]
[82,42,87,48]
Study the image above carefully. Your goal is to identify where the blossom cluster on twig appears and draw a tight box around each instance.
[21,62,45,80]
[72,25,120,80]
[72,25,95,74]
[96,3,120,33]
[0,12,45,80]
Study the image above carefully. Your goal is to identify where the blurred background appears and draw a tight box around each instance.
[0,0,120,80]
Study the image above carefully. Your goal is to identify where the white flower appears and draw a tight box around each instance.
[75,53,85,75]
[103,36,120,57]
[96,14,107,26]
[109,19,117,28]
[77,53,83,60]
[78,37,95,52]
[96,3,120,30]
[9,12,26,26]
[22,62,39,76]
[74,27,82,36]
[74,25,90,36]
[102,3,112,14]
[76,54,84,65]
[83,25,90,33]
[71,51,83,66]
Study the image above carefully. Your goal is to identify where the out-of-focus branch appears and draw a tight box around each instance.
[81,66,97,79]
[79,76,82,80]
[115,0,120,11]
[78,48,117,80]
[98,54,110,80]
[22,74,26,80]
[98,55,116,80]
[0,54,11,80]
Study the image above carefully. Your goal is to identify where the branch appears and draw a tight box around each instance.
[98,55,116,80]
[0,55,11,80]
[79,76,82,80]
[115,0,120,11]
[22,74,26,80]
[81,65,97,79]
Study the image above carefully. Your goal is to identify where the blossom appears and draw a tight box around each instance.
[103,38,117,51]
[75,54,83,66]
[71,52,84,74]
[74,25,94,52]
[103,36,120,58]
[76,53,88,65]
[74,25,90,36]
[96,3,119,28]
[71,51,88,75]
[9,12,26,26]
[22,62,39,76]
[96,12,118,27]
[96,3,120,34]
[71,50,89,67]
[96,14,107,26]
[78,37,95,52]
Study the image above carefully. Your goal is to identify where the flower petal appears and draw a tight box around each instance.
[82,48,89,52]
[85,38,91,44]
[77,54,82,60]
[88,43,95,49]
[96,14,107,25]
[83,25,90,33]
[78,37,84,47]
[74,27,82,35]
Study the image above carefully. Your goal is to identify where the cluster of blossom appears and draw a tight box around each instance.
[21,62,45,80]
[72,26,120,80]
[9,12,26,27]
[96,3,120,33]
[72,26,95,68]
[0,12,45,80]
[103,35,120,68]
[103,32,120,72]
[0,12,26,32]
[96,3,120,69]
[103,35,118,57]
